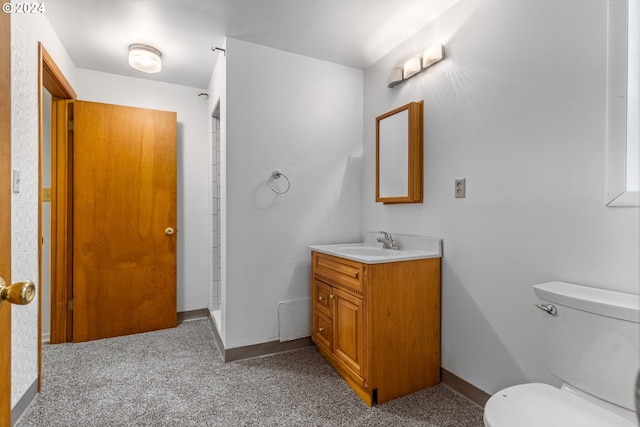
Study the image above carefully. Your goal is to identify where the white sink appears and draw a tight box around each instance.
[309,237,441,264]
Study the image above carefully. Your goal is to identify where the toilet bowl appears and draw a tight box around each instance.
[483,281,640,427]
[484,383,636,427]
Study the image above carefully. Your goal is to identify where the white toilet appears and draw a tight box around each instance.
[484,281,639,427]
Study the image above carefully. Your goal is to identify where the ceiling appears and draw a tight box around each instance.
[45,0,460,89]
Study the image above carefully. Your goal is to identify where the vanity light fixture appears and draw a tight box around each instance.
[387,43,445,88]
[128,44,162,73]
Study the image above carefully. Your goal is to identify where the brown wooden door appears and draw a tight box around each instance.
[72,100,177,342]
[0,10,11,425]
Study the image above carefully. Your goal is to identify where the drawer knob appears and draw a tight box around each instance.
[318,296,324,301]
[329,294,335,299]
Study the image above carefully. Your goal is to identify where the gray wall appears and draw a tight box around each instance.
[362,0,639,394]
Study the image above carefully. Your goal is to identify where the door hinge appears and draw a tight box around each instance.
[67,299,73,311]
[68,119,74,131]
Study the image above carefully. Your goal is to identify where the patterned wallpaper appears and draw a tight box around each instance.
[10,14,41,407]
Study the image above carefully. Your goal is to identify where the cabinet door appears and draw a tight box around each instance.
[333,287,364,380]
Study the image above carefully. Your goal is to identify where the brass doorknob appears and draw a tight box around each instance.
[0,278,35,305]
[165,227,175,236]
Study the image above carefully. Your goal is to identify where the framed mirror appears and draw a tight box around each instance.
[376,101,423,204]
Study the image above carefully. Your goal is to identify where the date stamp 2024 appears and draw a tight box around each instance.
[3,3,45,14]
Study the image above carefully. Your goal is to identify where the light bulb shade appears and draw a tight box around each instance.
[422,44,444,69]
[128,44,162,73]
[387,68,403,88]
[403,57,422,80]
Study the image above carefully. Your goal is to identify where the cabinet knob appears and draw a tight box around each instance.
[318,327,325,332]
[329,294,335,299]
[318,296,324,301]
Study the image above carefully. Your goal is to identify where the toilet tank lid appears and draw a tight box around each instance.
[534,281,639,323]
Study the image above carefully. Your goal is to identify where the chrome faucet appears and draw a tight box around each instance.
[377,231,399,250]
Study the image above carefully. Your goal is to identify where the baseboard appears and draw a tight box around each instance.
[207,313,226,361]
[12,378,38,426]
[202,309,313,362]
[223,337,313,362]
[440,368,490,408]
[177,308,210,323]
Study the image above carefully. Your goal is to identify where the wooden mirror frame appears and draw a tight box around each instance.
[375,100,423,204]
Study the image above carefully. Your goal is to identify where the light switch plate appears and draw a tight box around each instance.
[455,178,466,198]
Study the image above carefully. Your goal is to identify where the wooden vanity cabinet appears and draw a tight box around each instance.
[311,251,441,406]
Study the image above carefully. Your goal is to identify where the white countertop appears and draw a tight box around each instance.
[309,234,442,264]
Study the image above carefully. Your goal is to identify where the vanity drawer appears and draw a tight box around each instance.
[313,279,333,318]
[312,311,332,352]
[313,252,364,295]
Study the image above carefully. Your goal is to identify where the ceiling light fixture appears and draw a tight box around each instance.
[128,44,162,73]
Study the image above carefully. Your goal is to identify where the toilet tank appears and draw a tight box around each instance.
[534,281,640,412]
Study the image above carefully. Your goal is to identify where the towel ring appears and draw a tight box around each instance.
[269,170,290,194]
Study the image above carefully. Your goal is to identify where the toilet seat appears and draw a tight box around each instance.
[483,383,636,427]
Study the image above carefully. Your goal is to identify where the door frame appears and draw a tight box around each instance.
[1,10,12,425]
[38,43,75,359]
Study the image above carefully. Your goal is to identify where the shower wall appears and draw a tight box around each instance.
[221,38,363,349]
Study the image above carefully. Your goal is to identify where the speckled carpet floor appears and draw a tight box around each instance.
[17,319,484,426]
